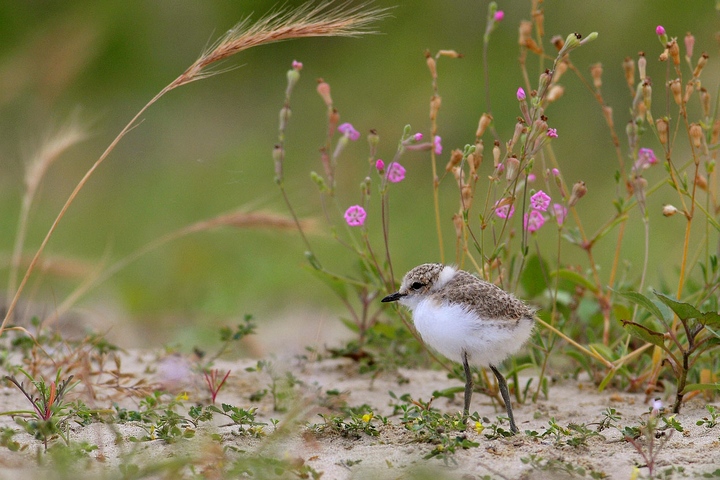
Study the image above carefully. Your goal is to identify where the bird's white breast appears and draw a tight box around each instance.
[411,297,533,367]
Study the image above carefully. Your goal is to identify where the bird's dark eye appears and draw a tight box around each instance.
[410,281,425,290]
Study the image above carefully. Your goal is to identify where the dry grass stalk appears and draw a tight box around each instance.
[47,209,314,325]
[1,1,385,337]
[7,120,88,300]
[178,2,389,86]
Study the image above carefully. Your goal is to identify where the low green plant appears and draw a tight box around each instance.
[697,405,720,428]
[525,417,602,448]
[3,369,79,450]
[618,290,720,412]
[246,360,302,412]
[521,453,608,479]
[389,392,480,463]
[311,405,385,439]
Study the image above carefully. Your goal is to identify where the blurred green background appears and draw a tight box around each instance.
[0,1,717,348]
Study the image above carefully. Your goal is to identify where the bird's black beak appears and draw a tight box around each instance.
[381,292,404,303]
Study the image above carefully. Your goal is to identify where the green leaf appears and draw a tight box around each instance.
[620,320,666,349]
[614,290,669,322]
[681,383,720,394]
[551,269,598,294]
[340,318,359,333]
[306,267,349,301]
[653,291,701,321]
[520,255,548,298]
[598,368,617,392]
[652,291,720,327]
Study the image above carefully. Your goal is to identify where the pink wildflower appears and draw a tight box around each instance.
[517,87,526,101]
[551,168,560,176]
[530,190,551,211]
[386,162,406,183]
[494,10,504,22]
[375,159,385,173]
[338,123,360,141]
[655,25,666,36]
[527,173,536,183]
[547,128,558,138]
[414,132,423,141]
[552,203,567,226]
[524,210,546,232]
[494,199,515,219]
[634,147,658,171]
[433,135,443,155]
[291,60,303,71]
[344,205,367,226]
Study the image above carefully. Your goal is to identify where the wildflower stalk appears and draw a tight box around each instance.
[481,2,503,143]
[0,1,386,337]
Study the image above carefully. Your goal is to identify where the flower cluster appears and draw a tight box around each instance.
[340,123,419,227]
[493,190,566,233]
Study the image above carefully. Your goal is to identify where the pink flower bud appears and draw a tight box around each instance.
[517,87,526,101]
[655,25,666,36]
[433,135,443,155]
[338,123,360,141]
[375,159,385,172]
[494,10,504,22]
[292,60,303,71]
[316,78,332,106]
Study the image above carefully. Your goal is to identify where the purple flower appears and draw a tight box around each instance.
[655,25,666,36]
[386,162,406,183]
[551,168,560,177]
[433,135,443,155]
[552,203,567,226]
[338,123,360,141]
[516,87,526,101]
[651,399,662,416]
[524,210,546,232]
[494,10,504,22]
[413,132,423,141]
[634,147,658,171]
[530,190,551,211]
[547,128,558,138]
[375,159,385,173]
[344,205,367,226]
[291,60,303,71]
[494,199,515,219]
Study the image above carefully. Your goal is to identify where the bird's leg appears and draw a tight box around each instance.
[489,364,518,434]
[462,351,473,422]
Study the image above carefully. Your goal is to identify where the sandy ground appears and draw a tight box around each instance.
[1,311,719,479]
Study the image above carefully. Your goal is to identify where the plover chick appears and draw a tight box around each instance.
[381,263,534,433]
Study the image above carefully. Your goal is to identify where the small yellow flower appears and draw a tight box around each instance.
[436,444,444,452]
[630,466,640,480]
[362,413,373,423]
[176,392,189,402]
[474,421,485,434]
